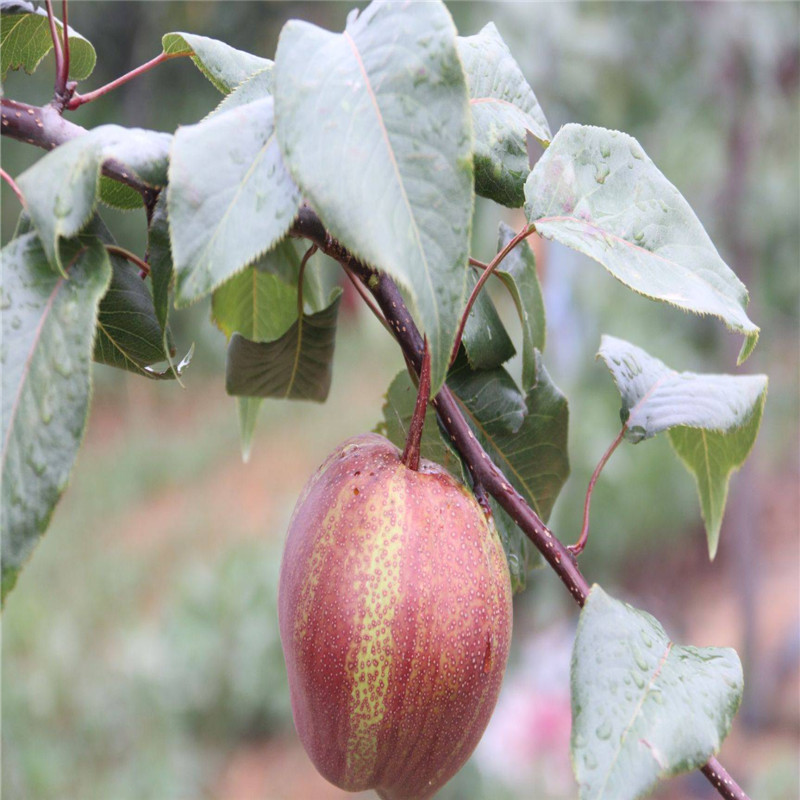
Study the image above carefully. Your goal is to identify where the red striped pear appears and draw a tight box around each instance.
[278,433,512,800]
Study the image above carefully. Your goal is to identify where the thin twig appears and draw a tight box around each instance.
[66,51,189,110]
[59,0,70,92]
[569,425,627,556]
[104,244,150,278]
[1,98,158,203]
[450,223,534,366]
[469,256,489,270]
[1,168,26,208]
[44,0,64,99]
[341,263,394,335]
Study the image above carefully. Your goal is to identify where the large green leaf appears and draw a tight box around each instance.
[525,124,760,363]
[93,251,170,376]
[457,22,551,207]
[274,0,474,395]
[169,97,300,306]
[161,31,270,94]
[571,585,743,800]
[597,335,767,557]
[495,221,546,390]
[226,290,342,402]
[1,233,111,604]
[447,351,569,589]
[1,0,96,81]
[16,125,171,274]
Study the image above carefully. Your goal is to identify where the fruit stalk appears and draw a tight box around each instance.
[401,340,431,472]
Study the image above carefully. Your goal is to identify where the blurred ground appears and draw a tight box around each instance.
[2,2,799,799]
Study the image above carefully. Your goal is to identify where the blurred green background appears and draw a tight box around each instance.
[2,2,798,799]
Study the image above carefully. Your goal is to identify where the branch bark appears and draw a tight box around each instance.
[1,98,157,203]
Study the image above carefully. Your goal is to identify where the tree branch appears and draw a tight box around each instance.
[1,98,157,204]
[291,205,588,605]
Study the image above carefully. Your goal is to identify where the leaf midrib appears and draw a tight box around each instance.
[594,641,674,799]
[341,28,438,337]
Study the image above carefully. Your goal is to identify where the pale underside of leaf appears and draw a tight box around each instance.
[571,585,743,800]
[525,124,759,363]
[1,234,111,603]
[169,97,301,306]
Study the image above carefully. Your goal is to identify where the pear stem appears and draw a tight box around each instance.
[401,339,430,471]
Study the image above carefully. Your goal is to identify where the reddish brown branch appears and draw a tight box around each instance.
[290,205,588,605]
[702,757,750,800]
[1,99,157,204]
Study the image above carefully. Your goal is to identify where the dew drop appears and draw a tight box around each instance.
[594,163,610,184]
[596,719,613,740]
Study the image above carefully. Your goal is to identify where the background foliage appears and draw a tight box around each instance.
[1,2,798,799]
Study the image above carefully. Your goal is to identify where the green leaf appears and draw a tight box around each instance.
[169,97,301,306]
[213,65,273,115]
[597,335,767,557]
[378,369,465,481]
[462,268,516,370]
[226,289,342,402]
[17,125,171,274]
[98,176,143,210]
[1,233,111,604]
[495,221,546,390]
[669,422,766,559]
[147,193,172,337]
[161,31,270,94]
[525,124,760,363]
[447,351,569,589]
[274,0,474,395]
[1,1,96,81]
[211,264,298,343]
[571,585,743,800]
[93,251,169,376]
[457,22,551,207]
[212,240,324,460]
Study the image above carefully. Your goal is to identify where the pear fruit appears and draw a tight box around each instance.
[278,433,512,800]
